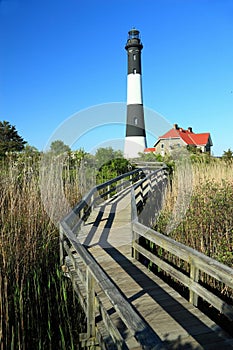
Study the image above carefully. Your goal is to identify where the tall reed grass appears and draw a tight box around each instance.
[156,158,233,266]
[154,158,233,324]
[0,153,84,349]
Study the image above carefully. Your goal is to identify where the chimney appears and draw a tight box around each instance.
[173,123,179,130]
[188,127,193,133]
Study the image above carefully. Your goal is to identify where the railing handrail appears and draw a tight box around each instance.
[133,222,233,288]
[96,168,141,190]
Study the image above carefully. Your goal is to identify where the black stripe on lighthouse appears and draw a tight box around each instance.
[127,49,142,74]
[126,104,146,137]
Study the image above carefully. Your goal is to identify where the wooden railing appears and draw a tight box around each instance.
[131,184,233,322]
[60,167,167,349]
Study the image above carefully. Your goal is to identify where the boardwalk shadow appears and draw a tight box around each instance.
[83,198,233,349]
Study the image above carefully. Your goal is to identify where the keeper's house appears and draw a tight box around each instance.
[146,124,213,156]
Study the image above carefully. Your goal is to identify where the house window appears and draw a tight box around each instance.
[161,143,164,149]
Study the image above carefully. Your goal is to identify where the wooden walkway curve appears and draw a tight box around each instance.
[60,167,233,349]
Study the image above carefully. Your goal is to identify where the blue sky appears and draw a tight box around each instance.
[0,0,233,156]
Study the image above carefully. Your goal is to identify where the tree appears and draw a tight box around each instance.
[71,148,87,165]
[49,140,71,155]
[0,120,26,157]
[23,144,39,153]
[222,148,233,162]
[96,157,134,184]
[95,147,123,169]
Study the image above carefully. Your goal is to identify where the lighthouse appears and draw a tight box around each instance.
[124,28,147,158]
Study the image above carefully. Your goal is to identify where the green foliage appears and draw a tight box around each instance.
[137,151,175,176]
[187,144,201,154]
[70,148,87,165]
[95,147,123,169]
[94,147,134,184]
[23,143,39,154]
[180,145,213,164]
[0,120,26,158]
[49,140,71,155]
[138,151,164,162]
[222,148,233,163]
[96,157,134,184]
[189,152,213,164]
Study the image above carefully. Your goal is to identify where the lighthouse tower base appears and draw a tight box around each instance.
[124,136,147,159]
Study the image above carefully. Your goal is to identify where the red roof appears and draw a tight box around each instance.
[154,126,212,147]
[144,147,156,153]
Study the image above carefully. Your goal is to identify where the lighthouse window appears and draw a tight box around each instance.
[133,54,136,61]
[133,68,136,74]
[134,117,138,125]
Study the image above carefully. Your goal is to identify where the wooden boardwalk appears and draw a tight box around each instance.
[69,191,233,349]
[60,168,233,349]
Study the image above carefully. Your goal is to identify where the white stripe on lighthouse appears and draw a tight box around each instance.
[124,136,146,158]
[127,73,143,105]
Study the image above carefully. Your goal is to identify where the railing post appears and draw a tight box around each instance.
[148,175,152,195]
[91,193,95,210]
[132,224,139,260]
[130,174,133,183]
[86,268,96,339]
[80,208,84,223]
[131,187,139,260]
[139,181,142,204]
[121,178,124,192]
[79,268,99,348]
[60,224,69,276]
[189,264,199,307]
[59,224,64,267]
[107,184,111,199]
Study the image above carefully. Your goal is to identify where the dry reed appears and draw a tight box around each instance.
[153,157,233,316]
[157,158,233,265]
[0,153,83,349]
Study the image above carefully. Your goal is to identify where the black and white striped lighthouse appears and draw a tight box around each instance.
[124,28,147,158]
